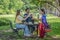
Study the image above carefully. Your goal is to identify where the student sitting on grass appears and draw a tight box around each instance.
[24,8,35,35]
[15,10,31,37]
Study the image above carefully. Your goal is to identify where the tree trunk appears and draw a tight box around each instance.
[55,0,60,17]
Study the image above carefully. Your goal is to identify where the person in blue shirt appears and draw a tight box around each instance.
[24,8,35,34]
[24,8,32,22]
[40,9,48,29]
[38,9,50,37]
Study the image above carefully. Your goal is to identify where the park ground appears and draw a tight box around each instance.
[0,14,60,40]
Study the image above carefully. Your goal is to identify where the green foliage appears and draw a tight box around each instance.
[0,0,24,14]
[0,0,59,14]
[30,0,45,7]
[0,18,10,26]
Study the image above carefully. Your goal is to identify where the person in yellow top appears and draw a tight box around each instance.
[15,10,31,37]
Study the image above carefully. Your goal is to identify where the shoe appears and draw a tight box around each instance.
[24,34,31,37]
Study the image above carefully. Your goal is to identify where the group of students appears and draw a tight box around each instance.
[15,8,50,38]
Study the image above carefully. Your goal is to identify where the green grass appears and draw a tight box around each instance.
[48,18,60,36]
[0,14,60,40]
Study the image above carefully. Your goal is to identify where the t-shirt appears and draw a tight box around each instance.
[16,15,23,23]
[24,13,32,22]
[17,16,24,21]
[42,14,48,27]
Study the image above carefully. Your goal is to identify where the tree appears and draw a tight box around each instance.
[0,0,24,14]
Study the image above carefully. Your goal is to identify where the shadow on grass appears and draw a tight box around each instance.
[0,30,60,40]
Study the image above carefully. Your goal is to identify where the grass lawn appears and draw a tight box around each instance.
[0,14,60,40]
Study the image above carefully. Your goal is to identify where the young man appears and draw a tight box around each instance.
[24,8,35,34]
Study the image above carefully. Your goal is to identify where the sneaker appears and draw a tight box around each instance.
[24,34,31,37]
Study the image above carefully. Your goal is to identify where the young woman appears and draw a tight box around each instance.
[15,10,31,37]
[40,9,49,31]
[38,9,50,38]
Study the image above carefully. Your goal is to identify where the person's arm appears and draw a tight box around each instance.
[31,14,34,20]
[24,14,31,20]
[17,15,30,21]
[33,15,42,20]
[17,16,24,21]
[38,14,42,20]
[38,17,42,20]
[33,18,42,20]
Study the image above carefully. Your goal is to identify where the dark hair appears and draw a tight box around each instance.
[15,10,21,22]
[16,10,20,18]
[25,8,30,11]
[41,9,45,14]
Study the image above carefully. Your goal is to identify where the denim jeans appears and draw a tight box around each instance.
[16,23,30,36]
[28,25,35,33]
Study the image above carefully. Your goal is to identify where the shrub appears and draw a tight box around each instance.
[0,18,10,26]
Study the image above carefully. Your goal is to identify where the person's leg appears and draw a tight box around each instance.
[28,25,31,32]
[31,25,35,33]
[23,24,30,36]
[16,24,30,36]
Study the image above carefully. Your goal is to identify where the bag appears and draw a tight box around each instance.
[44,25,51,32]
[45,29,51,32]
[42,22,51,32]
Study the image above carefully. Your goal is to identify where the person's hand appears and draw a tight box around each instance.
[24,22,28,25]
[25,14,31,20]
